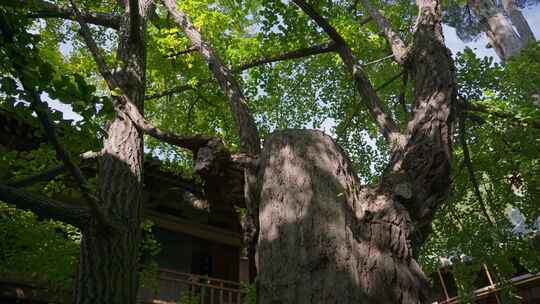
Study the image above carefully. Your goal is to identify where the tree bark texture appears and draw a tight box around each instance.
[73,93,144,304]
[73,8,146,304]
[386,0,456,244]
[75,218,141,303]
[257,130,429,304]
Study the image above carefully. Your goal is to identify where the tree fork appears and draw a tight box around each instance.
[256,130,429,303]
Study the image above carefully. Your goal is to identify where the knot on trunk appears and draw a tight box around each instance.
[194,138,230,177]
[393,182,413,199]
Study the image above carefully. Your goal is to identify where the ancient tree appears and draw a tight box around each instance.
[0,0,457,303]
[255,0,455,302]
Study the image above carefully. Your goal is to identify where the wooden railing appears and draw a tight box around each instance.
[432,269,540,304]
[139,269,246,304]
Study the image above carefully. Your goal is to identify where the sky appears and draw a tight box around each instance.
[46,4,540,124]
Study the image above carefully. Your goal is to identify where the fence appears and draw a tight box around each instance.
[139,268,246,304]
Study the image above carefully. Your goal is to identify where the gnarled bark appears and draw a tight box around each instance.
[257,130,428,304]
[257,1,455,302]
[386,0,456,242]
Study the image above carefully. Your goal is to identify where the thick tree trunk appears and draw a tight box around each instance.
[257,130,428,304]
[256,1,455,303]
[388,0,456,246]
[75,221,141,303]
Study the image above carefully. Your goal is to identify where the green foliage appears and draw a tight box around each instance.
[452,261,480,304]
[0,204,163,292]
[139,220,162,290]
[242,283,257,304]
[0,202,79,290]
[419,46,540,294]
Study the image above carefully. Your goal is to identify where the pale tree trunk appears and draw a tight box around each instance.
[469,0,540,109]
[468,0,523,60]
[469,0,537,61]
[499,0,540,109]
[502,0,536,45]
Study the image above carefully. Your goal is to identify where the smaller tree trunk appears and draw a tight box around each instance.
[256,130,428,304]
[73,10,146,302]
[73,115,143,304]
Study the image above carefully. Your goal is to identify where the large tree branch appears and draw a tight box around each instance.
[161,2,261,279]
[0,0,120,29]
[236,41,338,71]
[6,165,66,188]
[5,151,102,188]
[337,70,405,137]
[0,183,90,227]
[123,102,219,150]
[151,42,337,100]
[70,0,119,88]
[153,41,338,100]
[381,0,455,234]
[292,0,347,46]
[71,1,222,153]
[162,0,261,155]
[357,0,408,64]
[292,0,400,144]
[150,42,337,100]
[26,89,98,205]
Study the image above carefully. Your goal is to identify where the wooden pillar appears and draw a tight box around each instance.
[437,268,450,302]
[483,263,502,304]
[239,256,250,283]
